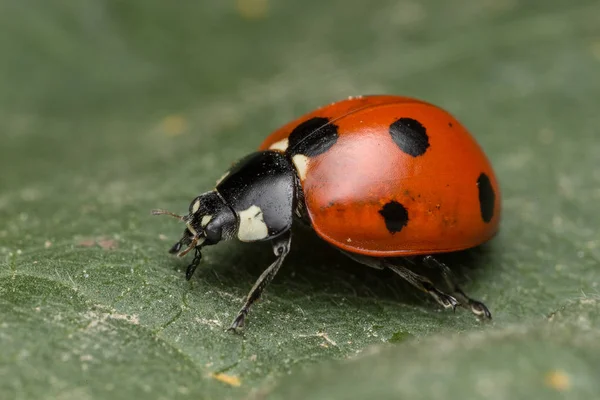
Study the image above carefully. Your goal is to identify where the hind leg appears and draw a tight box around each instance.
[422,255,492,318]
[341,251,460,312]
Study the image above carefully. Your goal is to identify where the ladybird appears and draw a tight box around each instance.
[153,95,501,330]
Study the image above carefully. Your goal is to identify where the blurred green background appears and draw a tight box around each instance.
[2,0,600,399]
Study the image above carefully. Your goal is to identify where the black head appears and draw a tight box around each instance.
[152,191,238,258]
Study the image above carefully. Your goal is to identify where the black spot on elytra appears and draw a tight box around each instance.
[389,117,430,157]
[378,201,409,234]
[477,173,495,223]
[448,122,453,128]
[288,117,338,157]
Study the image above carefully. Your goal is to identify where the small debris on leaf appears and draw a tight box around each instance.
[236,0,269,19]
[210,372,241,387]
[97,238,118,250]
[545,370,570,391]
[161,114,188,136]
[77,237,118,250]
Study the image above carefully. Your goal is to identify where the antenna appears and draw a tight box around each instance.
[151,209,185,221]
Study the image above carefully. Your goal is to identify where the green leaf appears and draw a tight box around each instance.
[2,0,600,399]
[268,299,600,400]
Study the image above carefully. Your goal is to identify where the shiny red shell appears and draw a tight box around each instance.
[258,95,501,257]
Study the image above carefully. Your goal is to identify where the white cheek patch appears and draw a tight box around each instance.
[292,154,310,181]
[237,205,269,241]
[216,171,230,185]
[201,215,212,227]
[269,138,289,152]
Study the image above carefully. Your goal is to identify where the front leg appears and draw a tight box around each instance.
[228,230,292,332]
[185,248,203,281]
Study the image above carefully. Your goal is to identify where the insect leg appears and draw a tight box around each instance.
[422,255,492,319]
[341,251,459,312]
[185,248,203,281]
[385,262,460,311]
[228,230,292,331]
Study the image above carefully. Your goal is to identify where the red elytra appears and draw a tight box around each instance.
[259,95,501,257]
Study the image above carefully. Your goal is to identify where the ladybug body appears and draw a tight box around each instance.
[154,95,500,330]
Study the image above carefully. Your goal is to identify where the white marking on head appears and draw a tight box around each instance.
[191,200,201,214]
[216,171,230,185]
[237,205,269,241]
[269,138,289,152]
[201,215,212,227]
[292,154,309,181]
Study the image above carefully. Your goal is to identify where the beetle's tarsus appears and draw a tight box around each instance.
[421,255,492,320]
[184,248,202,280]
[470,300,492,319]
[422,280,459,311]
[228,310,248,332]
